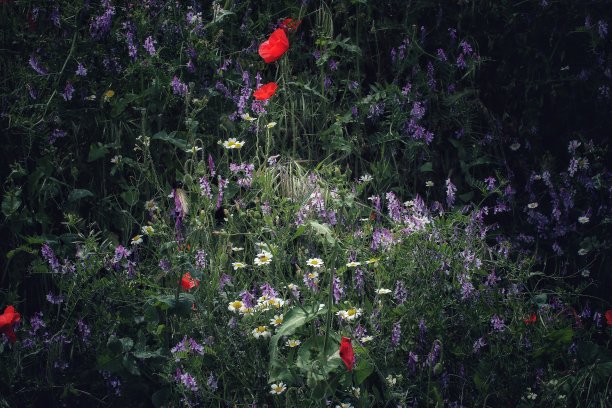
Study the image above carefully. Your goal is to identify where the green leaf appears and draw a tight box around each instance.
[419,162,433,172]
[68,189,94,202]
[151,131,187,149]
[87,143,109,162]
[354,356,374,385]
[121,188,139,207]
[1,188,21,217]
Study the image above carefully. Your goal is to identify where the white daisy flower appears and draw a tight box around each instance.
[360,335,374,343]
[510,142,521,151]
[144,200,158,212]
[270,314,284,327]
[336,307,362,321]
[265,122,277,129]
[286,339,301,348]
[375,288,392,295]
[270,382,287,395]
[232,262,247,270]
[228,300,244,313]
[254,251,273,266]
[241,113,257,122]
[252,325,271,339]
[222,138,245,149]
[131,234,143,245]
[185,146,202,154]
[527,202,538,209]
[365,258,380,265]
[306,258,324,268]
[141,225,155,235]
[578,216,590,224]
[346,261,361,268]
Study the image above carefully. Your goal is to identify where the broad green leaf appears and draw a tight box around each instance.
[68,189,94,202]
[87,143,109,162]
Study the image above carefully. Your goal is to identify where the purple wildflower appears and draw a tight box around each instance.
[207,372,218,391]
[176,369,198,392]
[195,250,207,270]
[90,6,115,40]
[490,315,506,332]
[408,351,419,373]
[77,319,91,343]
[446,179,457,207]
[394,280,408,304]
[62,81,74,101]
[42,243,60,273]
[159,258,171,273]
[473,337,486,353]
[353,268,365,294]
[46,292,64,305]
[219,274,232,291]
[171,76,188,96]
[332,275,344,304]
[75,62,87,76]
[143,36,157,56]
[29,54,47,75]
[391,322,401,348]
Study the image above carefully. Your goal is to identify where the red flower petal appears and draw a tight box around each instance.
[180,273,200,291]
[258,29,289,63]
[339,336,355,371]
[605,310,612,325]
[0,305,20,343]
[253,82,278,101]
[523,314,537,324]
[280,18,302,34]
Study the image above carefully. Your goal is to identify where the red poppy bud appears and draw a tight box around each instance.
[605,310,612,325]
[339,336,355,371]
[0,305,21,343]
[258,29,289,63]
[523,314,537,324]
[180,273,200,291]
[253,82,278,101]
[280,18,302,34]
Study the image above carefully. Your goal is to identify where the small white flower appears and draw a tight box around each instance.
[365,258,380,265]
[232,246,244,252]
[110,155,122,164]
[141,225,155,235]
[360,335,374,343]
[359,174,373,183]
[254,251,273,266]
[510,142,521,151]
[232,262,247,270]
[144,200,158,211]
[222,138,245,149]
[306,258,324,268]
[375,288,392,295]
[578,248,588,256]
[287,283,298,291]
[350,387,361,398]
[425,180,434,187]
[228,300,244,313]
[131,234,143,245]
[270,382,287,395]
[266,122,277,129]
[241,113,257,122]
[336,307,362,321]
[578,216,590,224]
[336,403,354,408]
[346,261,361,268]
[386,375,397,387]
[527,202,539,209]
[185,146,202,154]
[252,325,271,339]
[286,339,301,348]
[270,314,284,327]
[581,269,590,277]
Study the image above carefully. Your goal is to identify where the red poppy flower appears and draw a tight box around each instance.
[524,314,537,324]
[280,18,302,34]
[605,310,612,325]
[0,306,21,343]
[253,82,278,101]
[180,273,200,291]
[339,336,355,371]
[258,29,289,63]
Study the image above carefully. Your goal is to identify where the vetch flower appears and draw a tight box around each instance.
[286,339,301,348]
[253,82,278,100]
[0,306,21,343]
[270,382,287,395]
[258,29,289,63]
[180,273,200,291]
[306,258,324,268]
[252,325,271,339]
[339,337,355,371]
